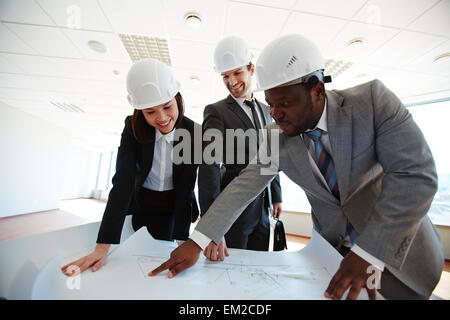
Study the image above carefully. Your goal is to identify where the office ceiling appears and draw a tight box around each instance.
[1,0,449,150]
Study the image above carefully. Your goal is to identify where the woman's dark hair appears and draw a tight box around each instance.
[130,92,184,143]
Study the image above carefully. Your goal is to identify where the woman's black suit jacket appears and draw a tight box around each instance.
[97,115,200,243]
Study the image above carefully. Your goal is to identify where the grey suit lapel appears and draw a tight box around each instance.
[225,95,255,129]
[285,135,338,204]
[326,90,352,204]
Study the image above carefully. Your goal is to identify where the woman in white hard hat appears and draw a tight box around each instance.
[61,58,200,276]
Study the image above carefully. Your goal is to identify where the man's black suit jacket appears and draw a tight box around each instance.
[97,116,200,244]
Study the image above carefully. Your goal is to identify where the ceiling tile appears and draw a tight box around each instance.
[173,68,215,100]
[0,23,36,54]
[62,29,131,62]
[352,0,440,29]
[324,22,399,62]
[169,39,215,71]
[366,31,447,67]
[0,97,56,112]
[281,12,347,51]
[172,67,216,122]
[49,59,130,81]
[223,2,290,49]
[407,0,450,36]
[0,73,124,97]
[237,0,298,10]
[164,0,226,43]
[37,0,112,32]
[0,54,26,73]
[0,87,82,105]
[98,0,167,37]
[0,53,130,81]
[376,69,448,99]
[405,40,450,76]
[4,23,83,58]
[0,0,55,25]
[294,0,367,19]
[0,53,59,76]
[327,63,450,103]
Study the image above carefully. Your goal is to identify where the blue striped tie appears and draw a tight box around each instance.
[306,129,339,198]
[306,129,359,244]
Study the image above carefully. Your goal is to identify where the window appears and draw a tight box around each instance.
[94,150,116,192]
[279,172,311,213]
[408,100,450,226]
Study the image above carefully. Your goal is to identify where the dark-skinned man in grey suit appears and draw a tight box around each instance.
[150,34,444,300]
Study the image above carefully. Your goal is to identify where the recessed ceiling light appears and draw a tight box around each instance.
[184,12,202,29]
[434,52,450,64]
[345,37,365,48]
[87,40,107,53]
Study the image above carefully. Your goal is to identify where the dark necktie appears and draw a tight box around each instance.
[244,99,261,147]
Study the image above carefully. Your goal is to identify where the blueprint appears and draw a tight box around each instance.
[31,227,376,300]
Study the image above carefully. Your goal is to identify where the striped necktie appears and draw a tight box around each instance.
[306,129,339,198]
[306,129,359,245]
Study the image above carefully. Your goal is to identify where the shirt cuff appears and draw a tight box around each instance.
[189,230,213,251]
[351,244,385,271]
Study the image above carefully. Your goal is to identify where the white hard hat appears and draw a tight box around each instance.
[126,58,180,110]
[213,36,254,73]
[255,34,331,91]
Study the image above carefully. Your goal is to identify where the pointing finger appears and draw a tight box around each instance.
[325,269,343,299]
[168,260,191,278]
[149,258,176,276]
[367,288,377,300]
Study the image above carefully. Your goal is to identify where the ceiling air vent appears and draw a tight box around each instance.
[119,34,172,65]
[51,101,85,113]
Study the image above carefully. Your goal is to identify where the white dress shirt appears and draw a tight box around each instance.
[142,129,174,191]
[231,95,265,129]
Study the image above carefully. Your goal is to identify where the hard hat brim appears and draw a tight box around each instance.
[214,60,253,73]
[128,83,180,110]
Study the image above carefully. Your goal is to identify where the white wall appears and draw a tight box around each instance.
[0,102,97,218]
[59,145,97,200]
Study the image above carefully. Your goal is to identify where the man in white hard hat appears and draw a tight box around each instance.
[150,35,444,300]
[197,36,283,256]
